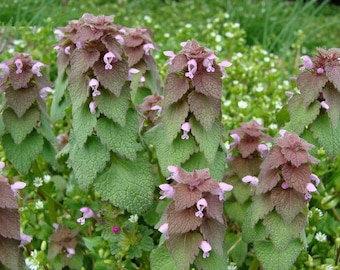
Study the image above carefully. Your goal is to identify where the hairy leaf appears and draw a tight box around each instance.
[255,240,302,270]
[150,246,176,270]
[167,202,202,234]
[238,136,260,158]
[96,110,139,160]
[0,208,20,239]
[242,208,267,243]
[248,194,274,227]
[282,163,311,194]
[296,72,327,107]
[9,66,33,90]
[270,187,306,224]
[162,100,190,143]
[323,82,340,128]
[69,136,110,190]
[310,113,340,158]
[69,48,100,75]
[231,156,262,179]
[163,73,189,106]
[174,183,202,211]
[125,46,145,67]
[5,86,38,118]
[101,35,123,61]
[0,115,4,137]
[3,106,40,144]
[225,234,247,267]
[192,68,222,99]
[227,175,251,204]
[95,85,130,126]
[260,146,286,171]
[188,91,220,131]
[168,54,188,74]
[194,244,228,270]
[2,131,43,174]
[0,237,24,270]
[0,182,18,209]
[50,72,70,122]
[263,212,306,251]
[190,118,221,163]
[205,193,224,224]
[71,103,97,146]
[93,60,128,97]
[324,62,340,91]
[68,72,89,111]
[200,218,226,255]
[167,231,202,270]
[286,94,320,135]
[94,153,154,214]
[256,168,281,194]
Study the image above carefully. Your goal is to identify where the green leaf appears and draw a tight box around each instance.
[255,240,302,270]
[5,86,38,118]
[167,231,202,270]
[69,136,110,190]
[68,72,89,111]
[263,212,306,251]
[144,124,196,176]
[0,114,4,136]
[182,150,226,181]
[285,95,320,135]
[248,194,274,227]
[162,100,190,144]
[95,85,130,126]
[200,218,226,256]
[194,244,228,270]
[93,60,129,97]
[224,201,249,224]
[94,153,154,214]
[227,175,251,204]
[150,246,176,270]
[190,118,221,163]
[242,207,268,243]
[2,131,44,174]
[36,113,58,145]
[225,233,247,267]
[50,72,70,122]
[323,82,340,128]
[310,113,340,158]
[71,103,97,146]
[3,106,40,144]
[40,140,57,168]
[188,91,220,131]
[96,110,140,160]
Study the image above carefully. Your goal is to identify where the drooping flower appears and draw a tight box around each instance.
[316,67,324,74]
[310,173,320,186]
[242,175,259,186]
[159,183,175,199]
[103,52,117,70]
[195,198,208,218]
[305,182,318,200]
[39,87,53,99]
[199,240,212,258]
[320,101,329,110]
[299,55,314,70]
[89,101,96,114]
[10,181,26,196]
[185,59,197,79]
[31,62,44,77]
[115,34,124,45]
[64,46,71,55]
[167,166,181,182]
[181,122,191,140]
[211,182,233,200]
[219,60,232,77]
[164,51,176,65]
[281,181,289,189]
[89,78,100,96]
[203,54,217,72]
[77,207,95,225]
[19,233,32,248]
[127,68,140,81]
[143,43,155,55]
[158,223,169,239]
[14,59,23,74]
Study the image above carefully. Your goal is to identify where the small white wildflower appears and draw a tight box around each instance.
[325,265,334,270]
[33,177,43,187]
[268,123,278,130]
[264,56,270,62]
[238,100,248,109]
[254,83,264,92]
[215,34,222,42]
[225,32,234,38]
[35,200,44,210]
[185,23,192,28]
[232,23,240,28]
[128,214,138,223]
[215,45,222,51]
[224,13,230,19]
[163,33,170,38]
[307,210,313,218]
[223,100,231,107]
[315,208,323,217]
[143,15,152,23]
[43,175,51,183]
[228,265,238,270]
[25,250,40,270]
[207,23,213,29]
[315,232,327,242]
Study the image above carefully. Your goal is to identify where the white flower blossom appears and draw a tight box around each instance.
[315,232,327,242]
[33,177,43,187]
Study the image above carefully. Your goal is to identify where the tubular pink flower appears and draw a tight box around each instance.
[164,51,176,65]
[257,143,268,158]
[203,54,217,72]
[14,59,23,74]
[310,173,320,186]
[115,34,124,45]
[158,223,169,239]
[299,55,314,70]
[103,52,117,70]
[180,41,187,47]
[281,181,289,189]
[39,87,53,99]
[305,183,317,200]
[76,41,85,49]
[199,241,212,258]
[320,101,329,110]
[143,43,155,55]
[0,63,9,79]
[77,207,95,225]
[89,78,100,96]
[242,175,259,186]
[150,105,162,118]
[316,67,324,74]
[195,198,208,218]
[181,122,191,140]
[64,46,71,55]
[66,247,75,258]
[185,59,197,79]
[219,60,232,77]
[159,183,174,199]
[89,101,97,114]
[53,29,64,40]
[0,161,5,171]
[11,181,26,197]
[279,129,287,136]
[19,233,32,248]
[211,182,233,201]
[31,62,44,77]
[167,166,180,182]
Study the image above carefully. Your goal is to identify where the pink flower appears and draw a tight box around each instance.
[66,247,75,258]
[103,52,117,70]
[299,55,314,70]
[14,59,23,74]
[150,105,162,118]
[89,101,97,114]
[281,181,289,189]
[185,59,197,79]
[53,29,64,40]
[89,78,100,96]
[143,43,155,55]
[181,122,191,140]
[167,166,180,182]
[77,207,95,225]
[19,233,32,248]
[195,198,208,218]
[164,51,176,65]
[158,223,169,239]
[11,181,26,197]
[316,67,324,74]
[31,62,44,77]
[128,68,140,81]
[211,182,233,200]
[112,226,120,234]
[39,87,53,99]
[203,54,217,72]
[242,175,259,186]
[310,174,320,186]
[115,34,124,45]
[64,46,71,55]
[305,182,317,200]
[320,101,329,110]
[199,240,212,258]
[257,143,268,158]
[219,60,232,77]
[0,63,9,79]
[159,183,174,199]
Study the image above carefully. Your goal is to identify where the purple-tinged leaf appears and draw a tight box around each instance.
[168,54,188,74]
[192,68,222,99]
[124,46,145,67]
[101,35,123,61]
[188,91,220,131]
[324,62,340,91]
[167,231,202,270]
[323,82,340,128]
[200,218,226,255]
[0,236,24,270]
[70,48,100,75]
[93,60,128,96]
[270,187,306,224]
[256,168,281,194]
[0,208,20,239]
[75,25,104,42]
[238,135,260,158]
[205,193,224,224]
[281,147,309,167]
[174,183,202,211]
[8,65,33,90]
[296,71,327,107]
[260,146,286,170]
[0,182,18,209]
[167,202,202,234]
[163,73,189,106]
[282,163,311,194]
[231,156,262,179]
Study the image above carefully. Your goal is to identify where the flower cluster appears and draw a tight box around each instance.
[157,166,232,263]
[49,225,79,259]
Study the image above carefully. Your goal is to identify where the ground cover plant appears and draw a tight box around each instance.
[0,1,340,270]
